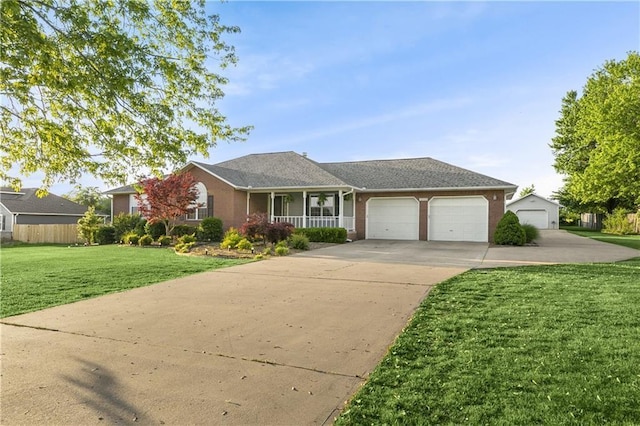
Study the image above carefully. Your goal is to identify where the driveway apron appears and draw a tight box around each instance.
[1,256,466,425]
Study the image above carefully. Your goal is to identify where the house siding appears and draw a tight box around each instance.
[15,214,84,225]
[354,190,506,242]
[112,195,130,218]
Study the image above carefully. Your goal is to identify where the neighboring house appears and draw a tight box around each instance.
[0,187,92,240]
[105,151,518,242]
[506,193,560,229]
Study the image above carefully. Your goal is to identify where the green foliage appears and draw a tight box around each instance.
[289,234,310,250]
[157,235,172,246]
[113,213,145,242]
[236,238,253,251]
[274,243,290,256]
[551,52,640,211]
[95,226,116,245]
[521,223,540,243]
[1,0,251,192]
[294,227,347,243]
[254,254,264,260]
[64,185,111,216]
[518,184,535,197]
[177,234,197,244]
[174,242,195,254]
[493,211,526,246]
[220,227,243,249]
[172,224,198,237]
[77,206,103,244]
[198,217,223,242]
[262,247,272,256]
[145,221,166,240]
[122,232,140,246]
[602,208,635,235]
[138,234,153,246]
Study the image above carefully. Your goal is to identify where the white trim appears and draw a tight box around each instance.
[359,185,517,193]
[366,197,420,240]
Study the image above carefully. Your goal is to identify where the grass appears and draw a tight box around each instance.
[562,225,640,250]
[0,244,250,318]
[337,258,640,425]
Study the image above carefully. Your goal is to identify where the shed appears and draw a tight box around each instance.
[506,193,560,229]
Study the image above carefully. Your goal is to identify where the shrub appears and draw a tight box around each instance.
[220,227,243,249]
[602,208,635,235]
[95,226,116,245]
[138,234,153,246]
[289,233,310,250]
[157,235,172,246]
[266,222,295,243]
[198,217,223,241]
[294,227,347,243]
[174,242,195,253]
[236,238,253,251]
[77,206,103,244]
[239,213,269,242]
[122,232,140,245]
[145,221,166,239]
[493,211,526,246]
[113,213,145,242]
[254,254,264,260]
[178,233,197,244]
[172,224,198,237]
[274,244,290,256]
[521,223,540,243]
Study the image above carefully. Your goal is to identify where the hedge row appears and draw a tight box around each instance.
[294,227,347,244]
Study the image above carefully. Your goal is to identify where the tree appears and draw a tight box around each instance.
[518,184,536,198]
[77,206,103,244]
[135,172,199,236]
[64,185,110,216]
[550,52,640,212]
[1,0,251,193]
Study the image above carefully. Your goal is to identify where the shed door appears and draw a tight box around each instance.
[366,198,419,240]
[516,210,548,229]
[429,196,488,242]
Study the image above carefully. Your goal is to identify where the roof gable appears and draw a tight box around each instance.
[507,193,561,207]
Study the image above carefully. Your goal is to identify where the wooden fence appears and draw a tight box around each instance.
[13,224,80,244]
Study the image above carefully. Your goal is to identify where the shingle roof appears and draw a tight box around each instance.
[104,151,517,193]
[321,157,516,190]
[0,188,88,215]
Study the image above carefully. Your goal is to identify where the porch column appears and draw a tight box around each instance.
[338,190,343,228]
[302,190,307,228]
[270,191,275,222]
[352,192,356,232]
[246,192,251,215]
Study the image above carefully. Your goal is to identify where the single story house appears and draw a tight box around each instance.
[0,187,92,240]
[506,193,560,229]
[106,151,518,242]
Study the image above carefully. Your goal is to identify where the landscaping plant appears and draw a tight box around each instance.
[198,217,224,241]
[602,208,635,235]
[236,238,253,251]
[239,213,269,242]
[220,227,243,249]
[138,234,153,246]
[521,223,540,243]
[289,233,310,250]
[95,226,116,245]
[494,211,526,246]
[77,206,103,244]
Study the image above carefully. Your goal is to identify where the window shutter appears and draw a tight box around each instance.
[207,195,214,217]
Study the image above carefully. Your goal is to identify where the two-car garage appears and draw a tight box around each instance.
[365,196,489,242]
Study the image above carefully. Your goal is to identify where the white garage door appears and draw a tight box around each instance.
[366,198,419,240]
[516,210,548,229]
[429,196,488,242]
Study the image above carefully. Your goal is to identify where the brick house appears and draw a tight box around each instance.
[105,151,518,242]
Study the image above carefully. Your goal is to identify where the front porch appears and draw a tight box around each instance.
[247,189,356,232]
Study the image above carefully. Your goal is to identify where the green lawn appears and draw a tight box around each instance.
[563,226,640,250]
[337,259,640,425]
[0,244,249,318]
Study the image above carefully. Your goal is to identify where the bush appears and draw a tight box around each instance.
[602,208,635,235]
[122,232,140,245]
[174,242,195,253]
[178,233,197,244]
[172,224,198,237]
[239,213,269,242]
[198,217,223,241]
[220,227,243,249]
[493,211,526,246]
[521,223,540,243]
[266,222,295,243]
[236,238,253,251]
[157,235,172,246]
[274,242,290,256]
[294,227,347,243]
[138,234,153,246]
[289,233,310,250]
[95,226,116,245]
[145,221,166,239]
[113,213,145,242]
[262,247,272,256]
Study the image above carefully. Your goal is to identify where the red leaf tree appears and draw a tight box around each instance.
[135,172,199,236]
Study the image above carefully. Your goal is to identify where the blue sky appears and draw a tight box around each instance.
[40,1,640,198]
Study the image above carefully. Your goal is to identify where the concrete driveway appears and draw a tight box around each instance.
[2,231,638,425]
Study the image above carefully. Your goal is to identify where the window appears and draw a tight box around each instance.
[186,182,209,221]
[0,214,5,231]
[310,194,335,217]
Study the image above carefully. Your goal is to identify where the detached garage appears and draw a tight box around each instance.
[428,196,488,242]
[366,197,419,240]
[507,193,560,230]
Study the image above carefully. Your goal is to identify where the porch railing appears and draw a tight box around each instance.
[273,216,354,231]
